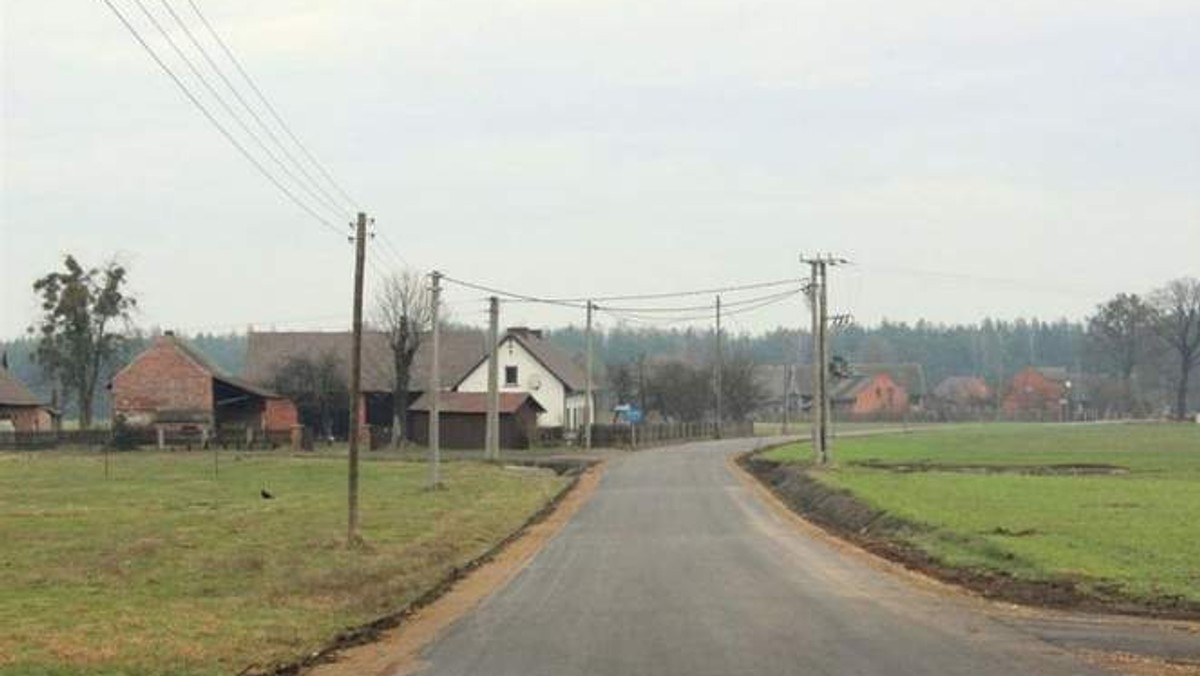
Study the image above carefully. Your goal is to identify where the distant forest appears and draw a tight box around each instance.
[3,317,1136,421]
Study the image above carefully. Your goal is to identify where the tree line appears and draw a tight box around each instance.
[4,255,1197,425]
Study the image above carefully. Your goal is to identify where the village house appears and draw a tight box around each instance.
[0,367,58,432]
[110,332,298,437]
[1002,366,1083,421]
[760,362,926,418]
[408,391,545,449]
[931,376,993,417]
[453,327,594,431]
[241,327,593,444]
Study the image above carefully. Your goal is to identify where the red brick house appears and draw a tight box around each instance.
[833,371,910,415]
[408,391,545,449]
[110,332,298,435]
[0,368,57,432]
[1002,367,1071,420]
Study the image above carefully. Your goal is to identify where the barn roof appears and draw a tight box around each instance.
[933,376,991,401]
[409,391,545,414]
[0,368,43,407]
[242,330,488,394]
[113,334,283,399]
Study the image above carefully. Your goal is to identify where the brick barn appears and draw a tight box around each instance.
[0,367,57,432]
[408,392,545,450]
[770,363,926,418]
[110,332,298,435]
[1002,367,1075,421]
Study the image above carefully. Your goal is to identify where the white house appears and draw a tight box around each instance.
[454,328,594,430]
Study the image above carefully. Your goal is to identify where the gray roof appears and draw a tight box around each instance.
[0,368,43,407]
[242,330,488,394]
[759,362,927,401]
[932,376,991,401]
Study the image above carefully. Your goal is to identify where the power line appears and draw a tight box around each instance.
[158,0,351,219]
[130,0,346,224]
[440,275,590,310]
[563,277,808,303]
[184,0,359,210]
[97,0,343,236]
[599,288,805,313]
[601,288,800,326]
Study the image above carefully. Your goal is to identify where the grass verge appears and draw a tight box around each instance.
[0,450,569,675]
[755,423,1200,615]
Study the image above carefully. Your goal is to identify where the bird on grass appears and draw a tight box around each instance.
[260,489,274,500]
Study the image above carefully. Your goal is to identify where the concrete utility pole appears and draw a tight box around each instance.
[485,296,500,460]
[781,364,791,435]
[347,211,367,544]
[802,253,847,465]
[806,266,824,463]
[714,294,723,439]
[585,300,594,450]
[429,271,443,488]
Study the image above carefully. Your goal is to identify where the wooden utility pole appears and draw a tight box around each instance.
[585,300,594,450]
[714,294,723,439]
[429,271,442,487]
[819,260,831,457]
[485,296,500,460]
[347,211,367,544]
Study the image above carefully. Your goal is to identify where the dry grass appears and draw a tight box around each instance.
[0,451,566,675]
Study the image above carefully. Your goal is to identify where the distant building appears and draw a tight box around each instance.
[1002,367,1078,421]
[0,368,57,432]
[759,362,926,418]
[932,376,992,416]
[454,327,594,431]
[408,391,545,449]
[110,332,298,434]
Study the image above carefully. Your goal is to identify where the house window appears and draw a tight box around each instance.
[505,366,518,386]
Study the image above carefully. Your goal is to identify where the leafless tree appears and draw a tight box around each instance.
[1086,293,1154,414]
[375,270,434,448]
[272,351,347,440]
[1149,278,1200,420]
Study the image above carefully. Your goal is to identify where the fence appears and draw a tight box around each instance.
[0,427,294,451]
[588,421,754,449]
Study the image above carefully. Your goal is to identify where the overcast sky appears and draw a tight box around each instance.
[3,0,1198,339]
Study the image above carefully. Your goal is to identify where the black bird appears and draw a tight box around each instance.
[260,489,274,500]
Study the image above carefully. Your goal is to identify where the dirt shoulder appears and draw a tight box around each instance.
[738,454,1200,622]
[294,461,606,676]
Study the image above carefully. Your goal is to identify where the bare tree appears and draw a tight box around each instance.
[719,350,766,422]
[375,270,434,449]
[1086,293,1154,414]
[272,351,347,440]
[1150,277,1200,420]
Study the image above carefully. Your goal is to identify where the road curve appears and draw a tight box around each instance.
[409,437,1190,676]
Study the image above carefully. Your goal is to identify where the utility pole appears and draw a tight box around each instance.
[347,211,367,544]
[781,364,791,435]
[802,253,848,464]
[806,263,824,463]
[585,300,594,450]
[485,296,500,460]
[429,271,442,488]
[714,294,723,439]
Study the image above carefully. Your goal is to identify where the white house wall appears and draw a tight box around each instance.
[456,338,592,428]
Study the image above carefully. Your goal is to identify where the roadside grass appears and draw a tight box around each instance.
[762,423,1200,604]
[0,450,568,675]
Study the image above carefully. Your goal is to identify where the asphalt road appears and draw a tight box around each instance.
[410,437,1199,676]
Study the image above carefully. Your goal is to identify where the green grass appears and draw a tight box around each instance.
[763,423,1200,604]
[0,450,568,675]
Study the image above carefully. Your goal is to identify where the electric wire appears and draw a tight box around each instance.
[184,0,360,211]
[97,0,343,236]
[130,0,347,225]
[159,0,351,219]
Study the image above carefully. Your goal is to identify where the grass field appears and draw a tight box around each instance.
[0,450,568,675]
[763,423,1200,605]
